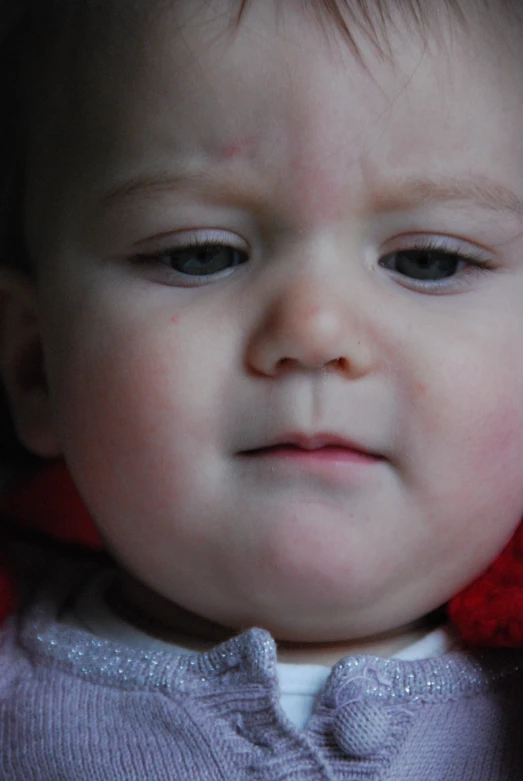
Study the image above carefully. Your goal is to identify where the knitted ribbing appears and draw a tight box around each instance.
[2,552,523,780]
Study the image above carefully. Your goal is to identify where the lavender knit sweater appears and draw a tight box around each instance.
[1,551,523,780]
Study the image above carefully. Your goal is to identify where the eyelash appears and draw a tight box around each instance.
[132,237,249,284]
[378,237,495,291]
[130,235,496,291]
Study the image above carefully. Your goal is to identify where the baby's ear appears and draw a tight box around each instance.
[0,269,61,458]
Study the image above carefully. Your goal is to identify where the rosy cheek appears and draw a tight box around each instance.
[474,411,523,474]
[454,395,523,531]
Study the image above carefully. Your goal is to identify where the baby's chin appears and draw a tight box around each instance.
[108,570,443,665]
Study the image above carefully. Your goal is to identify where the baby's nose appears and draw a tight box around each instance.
[245,274,373,378]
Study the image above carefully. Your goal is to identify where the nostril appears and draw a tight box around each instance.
[275,357,294,370]
[327,357,349,371]
[274,356,349,373]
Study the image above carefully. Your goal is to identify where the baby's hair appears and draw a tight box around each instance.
[236,0,465,55]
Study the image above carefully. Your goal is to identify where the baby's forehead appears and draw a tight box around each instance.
[5,0,523,276]
[21,1,523,213]
[17,0,523,154]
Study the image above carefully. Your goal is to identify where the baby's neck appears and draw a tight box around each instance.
[108,573,443,666]
[275,626,438,666]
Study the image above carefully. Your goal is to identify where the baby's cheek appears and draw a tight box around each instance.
[470,374,523,475]
[425,339,523,473]
[55,333,188,492]
[447,385,523,548]
[403,344,523,538]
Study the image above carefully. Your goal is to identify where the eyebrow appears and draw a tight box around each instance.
[371,175,523,217]
[100,169,523,218]
[100,168,243,206]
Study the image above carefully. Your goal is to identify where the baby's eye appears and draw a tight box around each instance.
[148,243,249,276]
[379,248,465,281]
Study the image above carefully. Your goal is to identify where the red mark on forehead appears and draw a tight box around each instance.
[220,136,257,161]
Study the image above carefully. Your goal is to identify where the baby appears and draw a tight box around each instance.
[2,0,523,777]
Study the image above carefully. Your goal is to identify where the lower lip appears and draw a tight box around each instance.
[242,445,380,466]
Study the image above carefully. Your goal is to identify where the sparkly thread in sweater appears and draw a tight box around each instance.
[2,553,523,781]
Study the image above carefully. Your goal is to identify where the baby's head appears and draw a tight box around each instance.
[2,0,523,650]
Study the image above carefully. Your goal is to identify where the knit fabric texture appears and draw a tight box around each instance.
[2,549,523,781]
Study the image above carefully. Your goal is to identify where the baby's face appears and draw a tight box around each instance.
[22,1,523,641]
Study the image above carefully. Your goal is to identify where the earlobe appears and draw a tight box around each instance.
[0,269,61,458]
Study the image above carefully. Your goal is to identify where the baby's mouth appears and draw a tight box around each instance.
[240,433,383,464]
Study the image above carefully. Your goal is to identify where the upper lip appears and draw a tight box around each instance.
[241,432,379,456]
